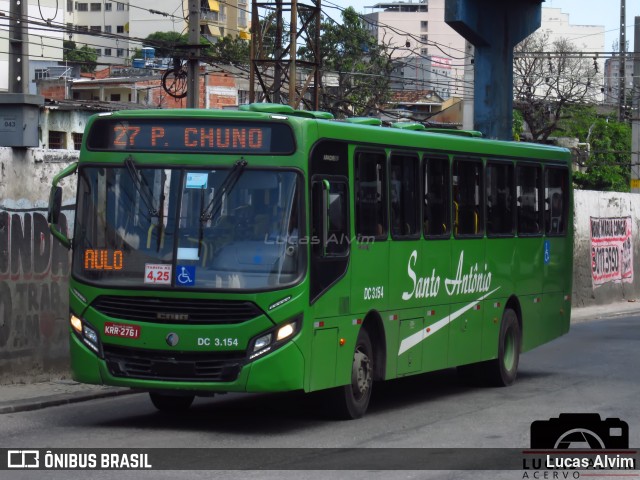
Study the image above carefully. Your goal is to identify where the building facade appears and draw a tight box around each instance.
[65,1,250,66]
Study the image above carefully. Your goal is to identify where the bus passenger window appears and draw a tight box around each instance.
[390,154,420,238]
[453,159,483,237]
[486,161,514,236]
[423,156,450,238]
[544,167,569,235]
[516,164,542,235]
[355,151,387,239]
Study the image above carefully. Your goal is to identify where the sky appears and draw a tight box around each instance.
[334,0,638,53]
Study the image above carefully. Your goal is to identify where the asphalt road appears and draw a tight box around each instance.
[1,313,639,480]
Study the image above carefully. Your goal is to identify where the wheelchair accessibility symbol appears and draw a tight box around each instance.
[176,265,196,286]
[544,240,551,265]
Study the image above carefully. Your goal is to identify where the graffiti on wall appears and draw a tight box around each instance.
[0,201,74,361]
[590,216,633,288]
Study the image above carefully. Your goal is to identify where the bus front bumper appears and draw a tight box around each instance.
[70,332,305,394]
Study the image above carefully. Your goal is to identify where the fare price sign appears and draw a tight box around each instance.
[144,264,172,285]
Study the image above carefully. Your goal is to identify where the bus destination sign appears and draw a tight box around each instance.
[86,119,295,154]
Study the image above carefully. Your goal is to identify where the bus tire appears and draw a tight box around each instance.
[149,392,195,412]
[486,308,521,386]
[327,328,374,420]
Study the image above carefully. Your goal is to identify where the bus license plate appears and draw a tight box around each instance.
[104,322,141,339]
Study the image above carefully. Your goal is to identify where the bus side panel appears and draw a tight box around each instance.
[519,295,544,352]
[309,328,338,391]
[543,236,572,340]
[420,304,449,373]
[350,241,389,314]
[514,237,544,295]
[485,238,516,300]
[448,238,485,366]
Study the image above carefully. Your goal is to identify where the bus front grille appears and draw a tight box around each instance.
[103,344,245,382]
[92,296,263,324]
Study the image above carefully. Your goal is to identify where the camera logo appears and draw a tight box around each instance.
[7,450,40,468]
[531,413,629,449]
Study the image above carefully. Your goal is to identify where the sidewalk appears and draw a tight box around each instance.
[1,300,639,415]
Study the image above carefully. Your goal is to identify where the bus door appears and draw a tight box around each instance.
[350,150,389,315]
[448,157,485,367]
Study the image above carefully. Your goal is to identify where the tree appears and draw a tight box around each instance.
[300,7,395,117]
[143,32,188,58]
[63,40,98,73]
[513,33,601,141]
[208,35,249,64]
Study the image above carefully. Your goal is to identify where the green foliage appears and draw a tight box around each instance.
[63,41,98,73]
[144,32,188,58]
[300,7,394,117]
[512,109,524,141]
[561,110,632,192]
[208,35,249,64]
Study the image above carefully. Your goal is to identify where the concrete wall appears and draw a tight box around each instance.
[572,189,640,307]
[0,149,638,384]
[0,149,77,383]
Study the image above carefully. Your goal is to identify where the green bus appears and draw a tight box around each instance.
[48,103,573,419]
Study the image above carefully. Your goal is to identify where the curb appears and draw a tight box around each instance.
[0,387,142,414]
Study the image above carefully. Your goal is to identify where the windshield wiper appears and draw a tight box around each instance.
[200,159,248,222]
[124,156,159,218]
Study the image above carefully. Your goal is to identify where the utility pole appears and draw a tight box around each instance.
[618,0,626,121]
[250,0,322,109]
[186,0,201,109]
[9,0,29,93]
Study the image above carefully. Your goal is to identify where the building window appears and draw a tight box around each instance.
[104,48,112,56]
[49,131,66,150]
[76,3,88,11]
[67,0,73,12]
[35,69,50,80]
[420,20,428,31]
[77,25,89,32]
[104,25,112,33]
[117,48,124,57]
[110,94,121,101]
[116,25,124,33]
[421,48,428,55]
[238,90,249,105]
[90,2,101,11]
[420,34,428,42]
[116,2,125,11]
[73,133,83,150]
[90,26,101,32]
[94,48,101,55]
[105,3,112,11]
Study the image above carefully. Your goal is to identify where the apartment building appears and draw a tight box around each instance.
[0,0,65,92]
[363,1,605,99]
[66,0,250,66]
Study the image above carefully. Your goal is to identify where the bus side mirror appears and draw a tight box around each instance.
[48,186,62,225]
[48,162,78,249]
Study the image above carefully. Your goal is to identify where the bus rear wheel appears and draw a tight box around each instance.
[149,392,195,412]
[486,308,521,386]
[327,328,374,420]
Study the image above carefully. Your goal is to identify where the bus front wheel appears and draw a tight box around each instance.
[149,392,195,412]
[327,328,374,420]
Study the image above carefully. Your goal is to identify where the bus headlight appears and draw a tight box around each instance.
[70,313,102,357]
[248,316,301,362]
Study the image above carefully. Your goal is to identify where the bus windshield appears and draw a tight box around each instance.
[73,165,303,290]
